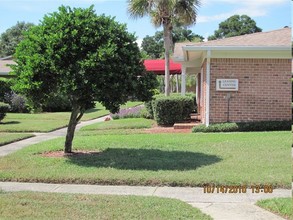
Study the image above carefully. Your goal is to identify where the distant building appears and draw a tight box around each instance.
[0,56,15,78]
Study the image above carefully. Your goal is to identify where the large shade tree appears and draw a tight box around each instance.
[128,0,201,96]
[0,21,34,57]
[12,6,156,153]
[208,15,262,40]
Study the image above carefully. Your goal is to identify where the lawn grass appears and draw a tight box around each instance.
[256,197,293,220]
[80,118,154,131]
[0,131,290,188]
[0,133,34,146]
[0,101,142,132]
[0,191,212,220]
[78,129,147,136]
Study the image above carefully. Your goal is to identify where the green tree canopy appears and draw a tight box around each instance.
[0,21,34,57]
[208,15,262,40]
[12,6,156,153]
[141,32,164,59]
[172,27,204,44]
[141,27,204,59]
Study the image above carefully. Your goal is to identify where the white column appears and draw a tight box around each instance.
[205,50,211,127]
[181,66,186,96]
[175,74,179,93]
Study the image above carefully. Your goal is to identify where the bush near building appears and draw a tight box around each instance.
[147,94,195,126]
[192,121,291,133]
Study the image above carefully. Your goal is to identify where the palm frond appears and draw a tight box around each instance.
[127,0,154,19]
[174,0,201,26]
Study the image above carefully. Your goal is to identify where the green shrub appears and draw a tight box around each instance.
[144,101,154,119]
[192,123,238,132]
[0,79,13,102]
[152,95,195,126]
[192,121,292,133]
[153,97,183,125]
[139,106,153,119]
[42,94,72,112]
[180,96,195,119]
[144,93,196,120]
[0,102,10,122]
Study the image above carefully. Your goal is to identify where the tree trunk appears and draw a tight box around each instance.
[163,24,171,96]
[64,105,83,153]
[170,74,174,93]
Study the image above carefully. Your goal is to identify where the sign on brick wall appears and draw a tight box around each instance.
[216,79,238,91]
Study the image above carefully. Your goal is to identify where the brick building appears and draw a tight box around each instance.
[173,28,291,126]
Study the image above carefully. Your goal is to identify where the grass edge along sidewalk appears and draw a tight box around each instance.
[0,190,212,220]
[0,133,34,146]
[256,197,293,220]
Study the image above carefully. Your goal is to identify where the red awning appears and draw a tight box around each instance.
[144,59,181,75]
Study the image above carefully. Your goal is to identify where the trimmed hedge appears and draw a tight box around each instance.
[152,95,195,126]
[192,121,292,133]
[144,93,196,120]
[0,102,10,122]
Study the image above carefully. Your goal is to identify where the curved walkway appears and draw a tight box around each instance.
[0,115,109,157]
[0,115,290,220]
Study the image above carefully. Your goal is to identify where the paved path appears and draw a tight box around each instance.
[0,115,109,157]
[0,182,289,220]
[0,116,291,220]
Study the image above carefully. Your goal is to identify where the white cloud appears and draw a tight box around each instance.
[202,0,287,6]
[197,12,232,23]
[197,8,266,24]
[198,0,287,24]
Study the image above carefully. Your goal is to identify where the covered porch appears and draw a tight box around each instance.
[143,59,197,94]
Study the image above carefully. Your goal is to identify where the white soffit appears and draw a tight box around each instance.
[174,46,292,62]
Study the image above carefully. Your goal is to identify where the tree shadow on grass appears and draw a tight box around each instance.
[66,148,222,171]
[0,121,20,125]
[84,108,104,114]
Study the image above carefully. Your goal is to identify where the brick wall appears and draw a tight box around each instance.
[203,58,291,123]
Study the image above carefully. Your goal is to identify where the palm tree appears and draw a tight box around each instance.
[128,0,200,96]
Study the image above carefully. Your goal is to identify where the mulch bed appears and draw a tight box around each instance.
[143,126,192,133]
[41,150,101,158]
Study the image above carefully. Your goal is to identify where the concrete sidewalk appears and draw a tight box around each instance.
[0,115,109,157]
[0,182,290,220]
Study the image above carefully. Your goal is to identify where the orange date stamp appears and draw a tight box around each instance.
[203,185,273,193]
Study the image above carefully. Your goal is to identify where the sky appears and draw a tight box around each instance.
[0,0,291,45]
